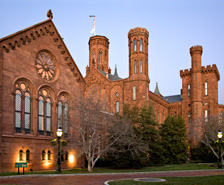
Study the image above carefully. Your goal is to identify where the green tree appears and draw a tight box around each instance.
[160,115,188,164]
[136,105,165,165]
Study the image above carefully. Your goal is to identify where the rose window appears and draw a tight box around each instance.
[35,51,56,80]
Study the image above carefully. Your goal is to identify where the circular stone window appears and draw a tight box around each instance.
[35,51,56,81]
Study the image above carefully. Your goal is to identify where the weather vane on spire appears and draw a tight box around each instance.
[47,9,53,19]
[90,15,95,36]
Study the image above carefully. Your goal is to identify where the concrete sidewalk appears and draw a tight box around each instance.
[0,169,224,185]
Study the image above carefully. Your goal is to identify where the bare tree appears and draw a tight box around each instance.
[70,96,146,172]
[189,114,224,165]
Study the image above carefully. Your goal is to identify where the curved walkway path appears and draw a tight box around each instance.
[0,169,224,185]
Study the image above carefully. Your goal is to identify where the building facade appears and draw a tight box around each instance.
[0,12,223,172]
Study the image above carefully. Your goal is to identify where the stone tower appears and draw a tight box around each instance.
[88,36,109,73]
[124,27,150,106]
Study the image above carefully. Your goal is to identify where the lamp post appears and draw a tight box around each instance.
[217,130,223,169]
[56,127,63,172]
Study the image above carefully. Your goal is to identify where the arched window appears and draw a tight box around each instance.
[42,150,45,160]
[38,89,52,136]
[64,103,69,136]
[58,101,62,128]
[140,60,142,74]
[19,149,23,161]
[134,60,137,74]
[38,96,44,133]
[47,150,51,160]
[58,95,70,137]
[46,98,51,135]
[93,51,96,67]
[133,86,136,101]
[140,38,143,51]
[98,51,102,67]
[24,92,31,131]
[134,39,137,52]
[15,90,22,131]
[188,85,190,97]
[14,82,32,134]
[116,101,119,113]
[26,149,30,162]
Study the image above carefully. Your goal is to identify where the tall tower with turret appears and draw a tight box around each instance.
[124,27,150,106]
[88,36,109,73]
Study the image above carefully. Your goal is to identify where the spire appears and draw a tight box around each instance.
[154,82,161,96]
[114,64,119,77]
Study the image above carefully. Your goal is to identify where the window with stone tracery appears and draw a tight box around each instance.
[35,50,56,81]
[14,82,31,133]
[57,94,70,137]
[38,89,52,135]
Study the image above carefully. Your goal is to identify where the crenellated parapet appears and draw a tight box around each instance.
[202,64,220,81]
[180,69,191,78]
[190,45,203,56]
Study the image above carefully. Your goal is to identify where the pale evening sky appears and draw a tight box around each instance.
[1,0,224,104]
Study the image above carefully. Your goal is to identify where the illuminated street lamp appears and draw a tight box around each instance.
[217,130,223,169]
[56,127,63,172]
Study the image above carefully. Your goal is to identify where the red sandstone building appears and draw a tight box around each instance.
[0,12,223,172]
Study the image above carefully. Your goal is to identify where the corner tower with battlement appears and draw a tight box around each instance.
[180,45,220,143]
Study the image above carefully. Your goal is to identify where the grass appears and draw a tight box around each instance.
[108,175,224,185]
[0,163,218,176]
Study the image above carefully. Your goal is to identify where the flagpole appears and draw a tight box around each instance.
[90,15,96,36]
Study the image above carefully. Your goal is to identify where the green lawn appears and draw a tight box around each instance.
[0,163,218,176]
[108,175,224,185]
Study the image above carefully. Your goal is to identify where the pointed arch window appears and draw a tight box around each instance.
[38,89,52,136]
[47,150,51,161]
[93,51,96,67]
[134,39,137,52]
[58,95,70,137]
[15,90,22,131]
[140,60,142,74]
[133,86,136,101]
[19,149,23,161]
[14,82,32,133]
[98,51,102,67]
[140,38,143,52]
[134,60,137,74]
[116,101,119,113]
[26,149,30,162]
[42,150,46,160]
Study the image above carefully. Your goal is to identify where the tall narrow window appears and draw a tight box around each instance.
[98,51,102,67]
[93,51,96,67]
[46,98,51,135]
[205,110,208,122]
[134,60,137,74]
[116,101,119,113]
[140,60,142,74]
[47,150,51,160]
[14,82,32,133]
[64,103,69,136]
[188,85,190,97]
[140,38,143,51]
[219,113,223,124]
[19,149,23,161]
[26,149,30,162]
[188,112,191,123]
[195,61,196,67]
[42,150,45,160]
[65,151,68,161]
[133,86,136,101]
[24,92,31,132]
[15,90,22,131]
[134,39,137,52]
[58,101,62,128]
[205,82,208,96]
[38,96,44,133]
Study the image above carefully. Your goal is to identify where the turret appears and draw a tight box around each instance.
[88,36,109,72]
[190,45,203,72]
[128,27,149,77]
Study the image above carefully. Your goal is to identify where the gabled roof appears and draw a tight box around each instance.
[0,17,85,84]
[98,65,122,81]
[162,95,182,103]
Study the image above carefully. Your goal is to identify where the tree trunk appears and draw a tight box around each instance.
[87,159,93,172]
